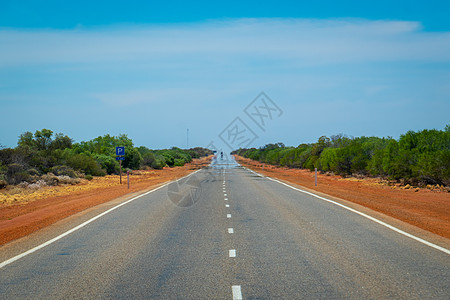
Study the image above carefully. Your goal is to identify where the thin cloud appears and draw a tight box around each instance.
[1,18,449,68]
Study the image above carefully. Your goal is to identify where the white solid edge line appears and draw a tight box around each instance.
[232,285,243,300]
[229,249,236,257]
[0,169,203,269]
[244,167,450,255]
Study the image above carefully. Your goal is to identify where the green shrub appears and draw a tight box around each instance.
[304,155,317,171]
[186,147,213,158]
[67,154,106,176]
[174,159,185,167]
[367,148,384,176]
[319,148,338,172]
[151,155,166,169]
[161,152,175,167]
[140,149,166,169]
[51,165,78,178]
[142,152,156,167]
[415,150,450,185]
[7,163,31,184]
[123,147,143,170]
[27,168,40,176]
[296,147,312,169]
[94,154,119,174]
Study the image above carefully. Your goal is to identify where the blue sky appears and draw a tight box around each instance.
[1,1,449,150]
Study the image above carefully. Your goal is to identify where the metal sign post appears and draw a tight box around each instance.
[315,168,318,186]
[127,170,130,189]
[116,147,125,184]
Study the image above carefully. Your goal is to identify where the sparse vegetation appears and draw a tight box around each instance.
[0,129,212,190]
[233,126,450,187]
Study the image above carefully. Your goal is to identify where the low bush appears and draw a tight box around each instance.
[57,175,81,185]
[94,154,119,175]
[151,156,166,169]
[0,179,8,189]
[51,165,78,178]
[40,173,81,186]
[174,159,185,167]
[27,168,40,176]
[40,173,60,186]
[7,163,31,185]
[67,154,106,176]
[22,180,48,190]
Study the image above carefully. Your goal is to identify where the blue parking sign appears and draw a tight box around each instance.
[116,146,125,156]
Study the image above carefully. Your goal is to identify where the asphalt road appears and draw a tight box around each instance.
[1,157,449,299]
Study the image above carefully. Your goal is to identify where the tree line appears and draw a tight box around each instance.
[233,126,449,187]
[0,129,212,188]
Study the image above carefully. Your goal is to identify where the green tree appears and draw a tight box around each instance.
[34,129,54,151]
[123,147,142,169]
[51,133,73,150]
[18,131,34,148]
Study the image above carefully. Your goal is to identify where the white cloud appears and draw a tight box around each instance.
[1,18,449,68]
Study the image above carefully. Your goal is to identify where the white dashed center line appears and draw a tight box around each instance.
[221,172,242,300]
[232,285,243,300]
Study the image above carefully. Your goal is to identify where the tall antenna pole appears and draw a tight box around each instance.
[187,128,189,149]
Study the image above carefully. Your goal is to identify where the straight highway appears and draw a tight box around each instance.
[1,157,449,299]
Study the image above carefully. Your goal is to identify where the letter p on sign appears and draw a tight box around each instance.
[116,147,125,156]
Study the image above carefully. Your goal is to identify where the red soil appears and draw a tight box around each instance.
[0,158,210,246]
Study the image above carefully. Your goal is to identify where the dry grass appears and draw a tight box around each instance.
[0,161,212,207]
[0,173,134,206]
